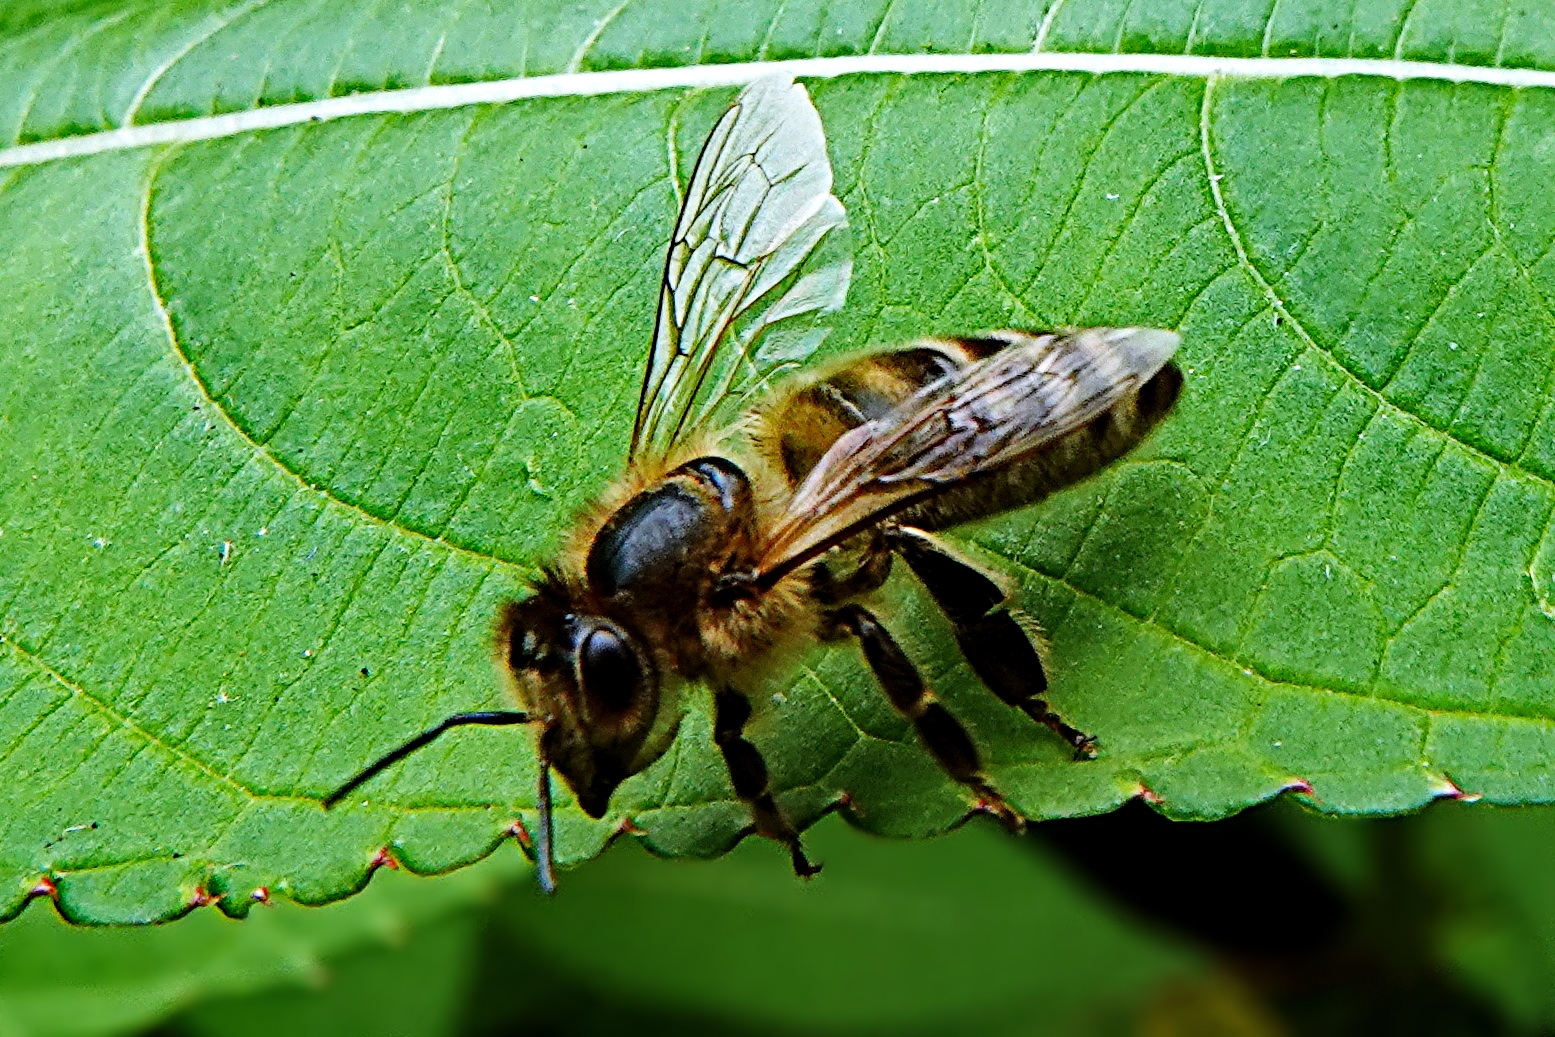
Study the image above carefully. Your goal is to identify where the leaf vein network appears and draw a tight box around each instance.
[1198,74,1555,493]
[137,147,520,573]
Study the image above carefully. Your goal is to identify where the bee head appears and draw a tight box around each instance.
[496,587,678,820]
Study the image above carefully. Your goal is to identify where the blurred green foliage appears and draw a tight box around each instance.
[9,805,1555,1035]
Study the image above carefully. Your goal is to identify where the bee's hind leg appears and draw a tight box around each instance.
[829,604,1022,831]
[713,688,821,877]
[886,526,1096,760]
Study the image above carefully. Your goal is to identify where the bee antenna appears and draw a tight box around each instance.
[536,753,558,895]
[323,710,533,808]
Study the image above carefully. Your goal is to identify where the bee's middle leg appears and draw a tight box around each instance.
[829,603,1021,831]
[887,526,1096,759]
[713,688,821,877]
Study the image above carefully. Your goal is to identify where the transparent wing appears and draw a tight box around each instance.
[753,328,1182,583]
[631,74,851,462]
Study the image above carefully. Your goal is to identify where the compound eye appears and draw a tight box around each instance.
[576,622,647,718]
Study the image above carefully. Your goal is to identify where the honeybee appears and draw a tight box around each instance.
[326,75,1182,892]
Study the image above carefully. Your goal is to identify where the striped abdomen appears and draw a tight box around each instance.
[764,330,1182,533]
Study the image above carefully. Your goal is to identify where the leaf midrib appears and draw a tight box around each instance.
[7,52,1555,170]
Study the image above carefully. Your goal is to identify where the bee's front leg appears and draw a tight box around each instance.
[712,688,821,877]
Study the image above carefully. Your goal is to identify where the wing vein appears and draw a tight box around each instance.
[632,75,850,462]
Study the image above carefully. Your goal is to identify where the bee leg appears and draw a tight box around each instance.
[713,688,821,877]
[808,531,894,606]
[830,604,1022,832]
[886,527,1097,760]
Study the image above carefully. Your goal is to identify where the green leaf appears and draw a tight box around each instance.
[5,1,1555,922]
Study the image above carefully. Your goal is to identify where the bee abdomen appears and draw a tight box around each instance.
[765,330,1182,532]
[772,339,990,484]
[904,358,1183,532]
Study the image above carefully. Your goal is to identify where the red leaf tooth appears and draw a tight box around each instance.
[369,847,400,871]
[250,887,272,905]
[29,876,57,900]
[972,797,1025,832]
[1432,775,1480,802]
[507,818,535,852]
[189,886,219,908]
